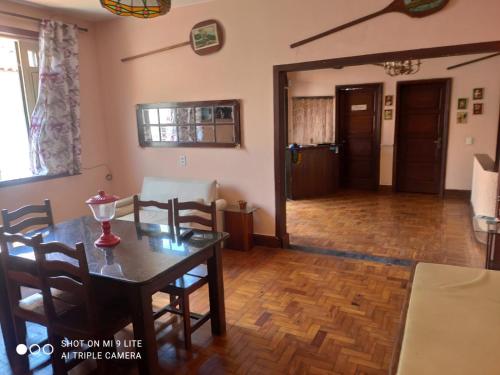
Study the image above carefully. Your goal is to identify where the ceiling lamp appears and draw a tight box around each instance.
[100,0,171,19]
[383,60,422,77]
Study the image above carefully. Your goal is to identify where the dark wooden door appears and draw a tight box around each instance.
[395,79,450,194]
[336,84,382,190]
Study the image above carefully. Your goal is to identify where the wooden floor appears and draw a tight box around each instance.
[1,247,411,375]
[287,190,485,267]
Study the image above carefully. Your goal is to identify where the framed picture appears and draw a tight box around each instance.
[191,21,221,52]
[457,111,468,124]
[457,98,468,110]
[473,88,484,100]
[473,103,483,115]
[384,109,393,120]
[384,95,394,107]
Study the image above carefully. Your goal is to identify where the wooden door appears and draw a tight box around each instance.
[336,84,382,190]
[395,79,451,195]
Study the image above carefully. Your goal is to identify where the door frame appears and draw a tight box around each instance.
[274,41,500,247]
[335,83,383,190]
[393,78,452,197]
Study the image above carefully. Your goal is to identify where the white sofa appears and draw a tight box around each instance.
[115,177,227,230]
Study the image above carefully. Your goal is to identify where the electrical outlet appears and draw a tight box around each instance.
[179,155,187,167]
[465,137,474,145]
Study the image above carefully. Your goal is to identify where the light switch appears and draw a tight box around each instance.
[465,137,474,145]
[179,155,187,167]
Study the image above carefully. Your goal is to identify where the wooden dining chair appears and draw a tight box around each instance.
[0,231,46,349]
[34,239,131,374]
[1,199,54,234]
[158,199,217,350]
[133,194,173,226]
[0,230,77,373]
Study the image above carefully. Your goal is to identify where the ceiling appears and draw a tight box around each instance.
[10,0,213,21]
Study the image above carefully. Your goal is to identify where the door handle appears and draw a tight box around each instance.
[434,137,442,149]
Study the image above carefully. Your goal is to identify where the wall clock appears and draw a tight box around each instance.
[290,0,449,48]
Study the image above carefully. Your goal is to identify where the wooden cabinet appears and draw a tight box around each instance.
[223,206,257,251]
[286,145,339,200]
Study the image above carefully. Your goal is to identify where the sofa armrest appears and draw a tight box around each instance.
[215,199,227,211]
[115,195,134,217]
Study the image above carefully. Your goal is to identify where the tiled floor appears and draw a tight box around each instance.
[287,190,485,267]
[1,247,411,374]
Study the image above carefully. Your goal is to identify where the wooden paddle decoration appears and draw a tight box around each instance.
[447,53,500,70]
[290,0,449,49]
[122,19,224,62]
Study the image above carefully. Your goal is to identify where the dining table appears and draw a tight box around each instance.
[0,216,229,375]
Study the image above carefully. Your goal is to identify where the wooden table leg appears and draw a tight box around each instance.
[0,261,29,373]
[207,243,226,335]
[129,286,159,375]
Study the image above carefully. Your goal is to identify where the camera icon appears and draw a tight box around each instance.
[16,343,54,356]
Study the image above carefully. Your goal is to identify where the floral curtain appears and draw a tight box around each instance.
[30,20,81,176]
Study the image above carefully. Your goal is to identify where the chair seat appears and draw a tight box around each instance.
[162,274,207,294]
[52,302,130,339]
[16,289,81,324]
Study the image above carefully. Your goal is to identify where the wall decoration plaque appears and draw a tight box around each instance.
[137,99,240,148]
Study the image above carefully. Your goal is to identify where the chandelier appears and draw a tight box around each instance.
[100,0,171,19]
[383,60,422,77]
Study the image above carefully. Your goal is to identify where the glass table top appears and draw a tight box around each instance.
[9,216,228,285]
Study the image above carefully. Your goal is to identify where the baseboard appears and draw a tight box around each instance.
[378,185,393,193]
[444,189,471,200]
[253,234,282,248]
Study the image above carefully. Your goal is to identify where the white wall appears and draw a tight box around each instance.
[288,55,500,189]
[471,156,498,217]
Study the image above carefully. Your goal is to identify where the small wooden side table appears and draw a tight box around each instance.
[223,205,258,251]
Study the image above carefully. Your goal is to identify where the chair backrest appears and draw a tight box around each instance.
[173,198,217,231]
[133,195,173,226]
[1,200,54,234]
[0,229,44,317]
[34,240,98,331]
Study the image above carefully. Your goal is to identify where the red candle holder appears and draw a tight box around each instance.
[86,190,121,247]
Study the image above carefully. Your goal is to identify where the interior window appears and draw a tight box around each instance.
[0,36,39,181]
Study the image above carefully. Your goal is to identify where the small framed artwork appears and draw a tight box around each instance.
[384,109,393,120]
[457,112,468,124]
[457,98,468,110]
[473,103,483,115]
[473,88,484,100]
[190,20,224,56]
[384,95,394,107]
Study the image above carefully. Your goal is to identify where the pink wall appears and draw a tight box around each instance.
[288,56,500,189]
[1,0,499,235]
[95,0,500,235]
[0,1,111,223]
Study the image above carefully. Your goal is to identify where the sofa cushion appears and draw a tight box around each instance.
[140,177,217,205]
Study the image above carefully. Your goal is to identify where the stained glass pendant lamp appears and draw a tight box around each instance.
[100,0,171,19]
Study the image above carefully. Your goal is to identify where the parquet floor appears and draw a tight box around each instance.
[1,247,411,375]
[287,190,485,267]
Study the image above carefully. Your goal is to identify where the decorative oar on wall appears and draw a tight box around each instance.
[290,0,449,49]
[121,19,224,62]
[447,53,500,70]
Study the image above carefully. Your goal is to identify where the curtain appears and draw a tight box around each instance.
[289,97,334,145]
[30,20,81,176]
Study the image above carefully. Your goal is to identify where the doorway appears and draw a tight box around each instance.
[394,79,451,195]
[336,84,382,190]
